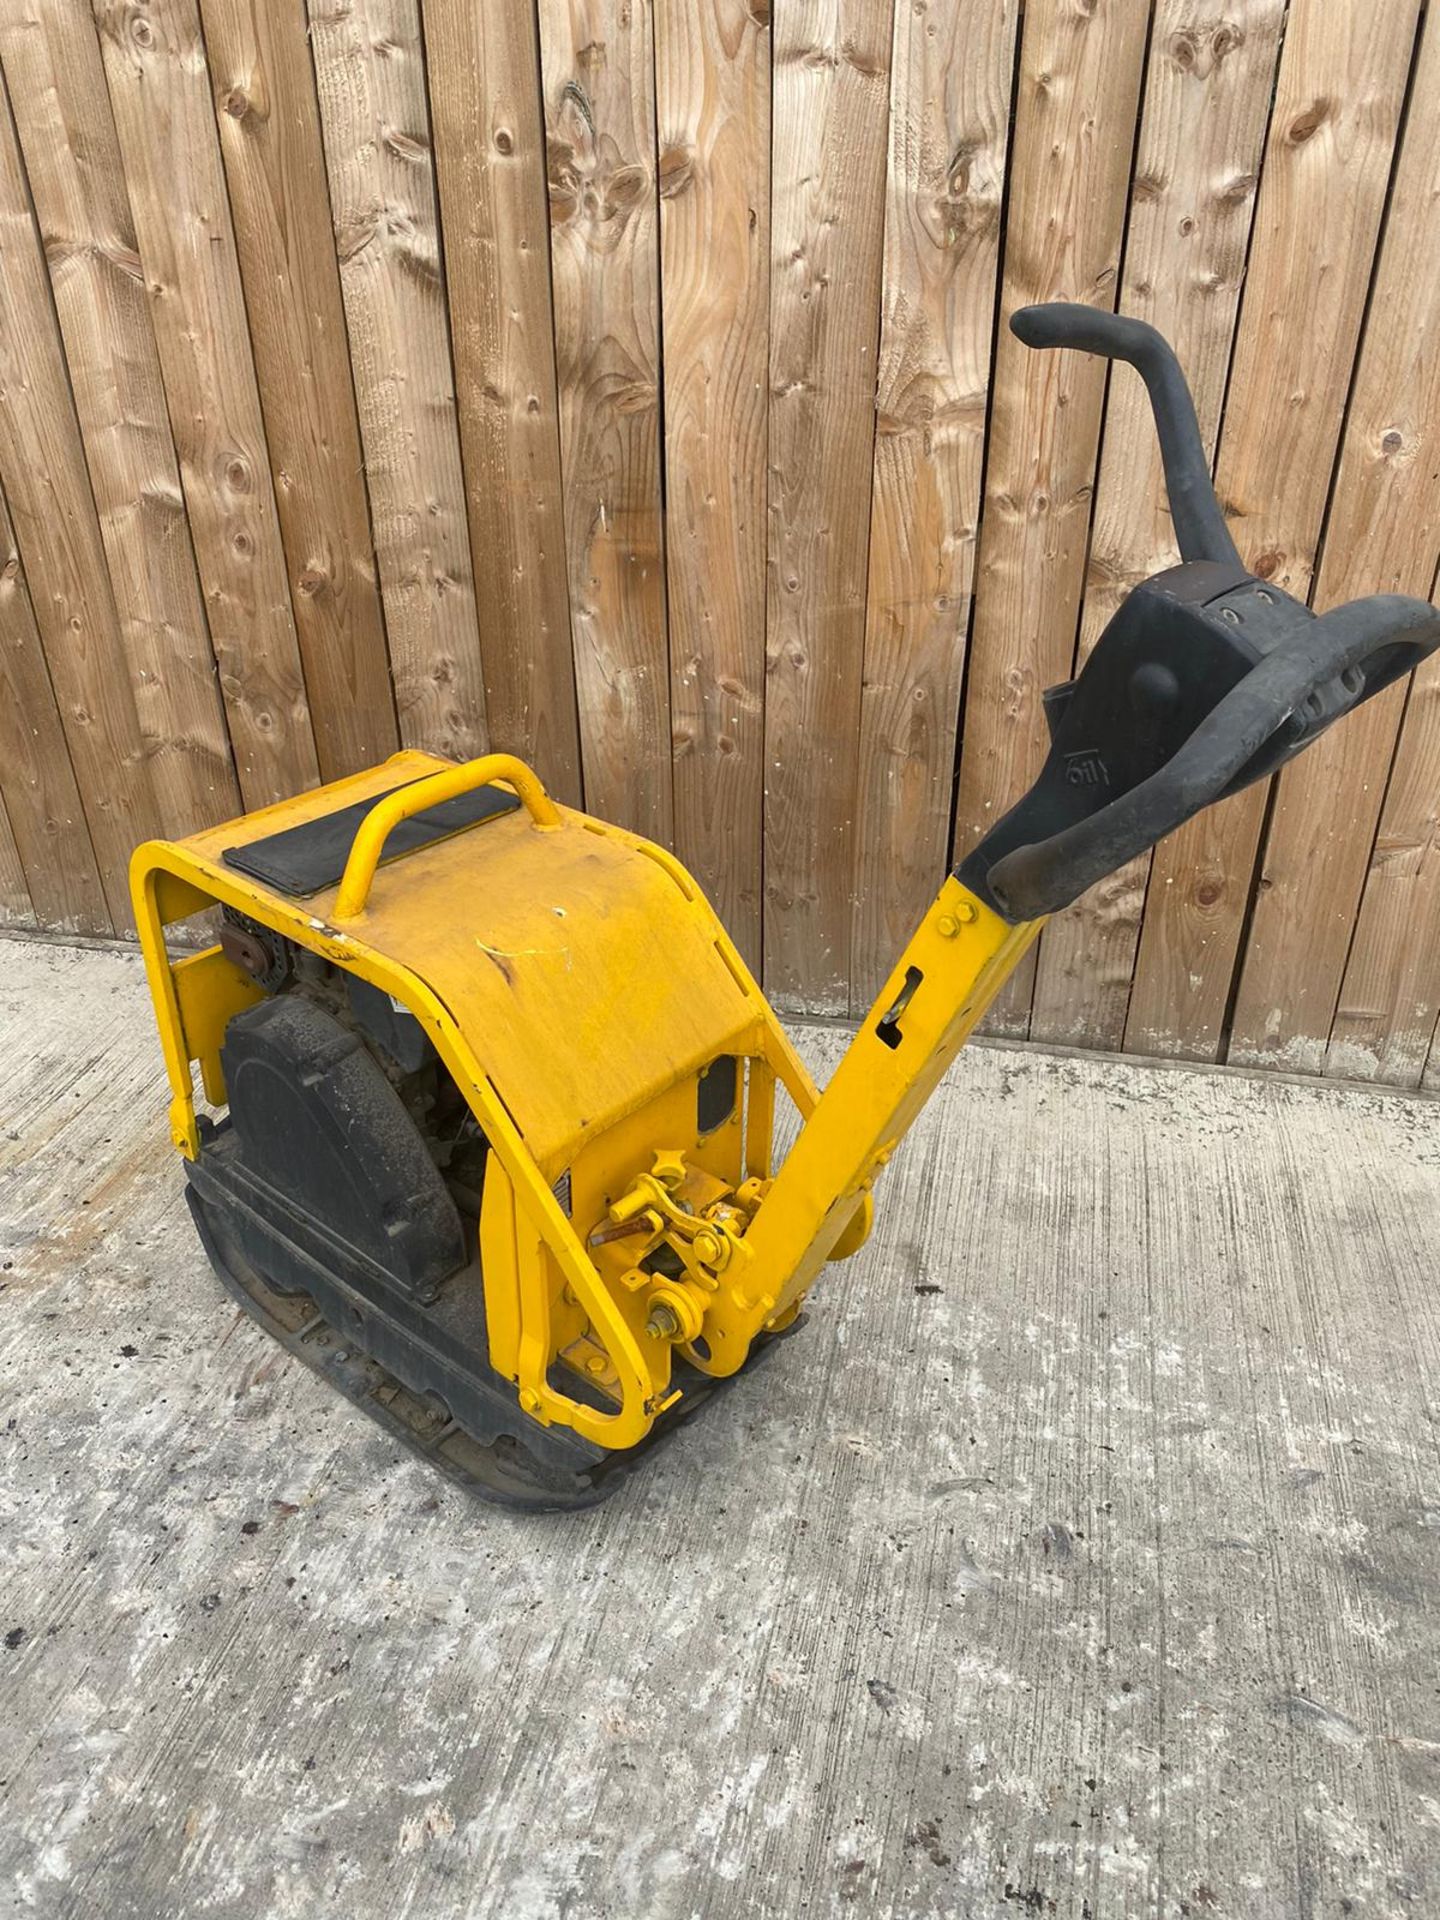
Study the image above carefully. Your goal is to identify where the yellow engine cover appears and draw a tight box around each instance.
[131,751,822,1451]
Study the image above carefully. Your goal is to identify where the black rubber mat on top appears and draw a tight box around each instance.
[222,779,521,897]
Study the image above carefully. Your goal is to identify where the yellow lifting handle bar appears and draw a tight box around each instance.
[333,753,562,920]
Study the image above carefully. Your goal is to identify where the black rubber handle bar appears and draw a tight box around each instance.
[1011,303,1241,570]
[984,594,1440,921]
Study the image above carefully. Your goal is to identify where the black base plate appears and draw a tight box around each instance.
[186,1185,797,1515]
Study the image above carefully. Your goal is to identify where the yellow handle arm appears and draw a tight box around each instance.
[714,878,1041,1365]
[334,753,560,919]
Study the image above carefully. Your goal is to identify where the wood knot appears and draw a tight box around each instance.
[840,37,885,79]
[334,212,377,265]
[1381,429,1404,456]
[613,376,657,418]
[222,87,250,119]
[494,127,514,156]
[105,239,145,283]
[608,163,650,212]
[545,133,579,222]
[1194,878,1223,908]
[1169,22,1241,76]
[658,145,695,198]
[381,126,429,164]
[1253,549,1282,581]
[396,237,441,290]
[1287,100,1332,146]
[129,15,156,51]
[224,455,252,495]
[296,566,329,597]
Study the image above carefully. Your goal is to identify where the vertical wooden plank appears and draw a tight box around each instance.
[1423,1005,1440,1091]
[2,3,241,838]
[539,0,671,843]
[0,795,35,930]
[763,0,894,1015]
[0,482,109,934]
[949,0,1151,1035]
[1125,0,1423,1061]
[1230,10,1440,1071]
[848,0,1019,1012]
[307,0,489,764]
[654,0,769,971]
[422,0,581,803]
[195,0,399,776]
[1329,574,1440,1087]
[91,0,321,810]
[0,74,155,932]
[1026,0,1285,1049]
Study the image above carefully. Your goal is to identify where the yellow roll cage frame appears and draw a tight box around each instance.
[133,751,1038,1455]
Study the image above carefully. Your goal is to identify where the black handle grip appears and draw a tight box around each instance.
[1012,303,1240,571]
[984,593,1440,921]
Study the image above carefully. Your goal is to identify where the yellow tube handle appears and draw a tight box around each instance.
[334,753,560,919]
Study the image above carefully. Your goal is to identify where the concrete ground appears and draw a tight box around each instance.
[2,938,1439,1920]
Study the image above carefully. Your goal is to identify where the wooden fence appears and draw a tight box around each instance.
[1,0,1438,1085]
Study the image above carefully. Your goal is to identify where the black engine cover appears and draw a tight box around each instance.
[221,993,464,1301]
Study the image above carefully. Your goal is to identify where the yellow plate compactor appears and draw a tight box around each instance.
[135,307,1440,1510]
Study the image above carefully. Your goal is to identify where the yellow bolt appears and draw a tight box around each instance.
[937,913,960,939]
[518,1386,541,1414]
[646,1300,682,1340]
[955,899,978,924]
[693,1226,729,1271]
